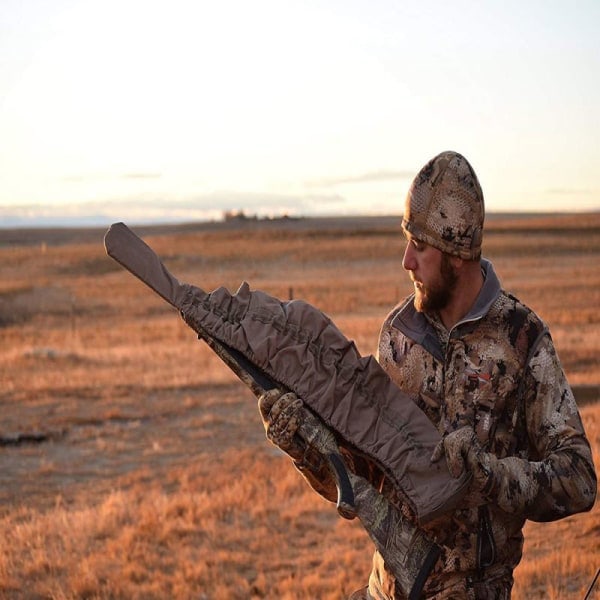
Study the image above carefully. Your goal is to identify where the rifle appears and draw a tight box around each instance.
[104,222,446,599]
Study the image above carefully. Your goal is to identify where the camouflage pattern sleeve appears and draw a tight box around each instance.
[484,333,597,521]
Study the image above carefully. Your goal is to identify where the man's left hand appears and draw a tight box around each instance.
[431,427,496,493]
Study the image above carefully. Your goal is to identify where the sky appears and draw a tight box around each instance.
[1,0,599,227]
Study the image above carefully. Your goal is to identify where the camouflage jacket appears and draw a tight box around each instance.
[295,259,596,599]
[368,259,597,599]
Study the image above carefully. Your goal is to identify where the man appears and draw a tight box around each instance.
[258,151,597,599]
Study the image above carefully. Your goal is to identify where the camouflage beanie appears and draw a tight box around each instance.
[402,151,484,260]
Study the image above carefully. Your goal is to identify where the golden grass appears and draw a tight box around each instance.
[0,214,598,598]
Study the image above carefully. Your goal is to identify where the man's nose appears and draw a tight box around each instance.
[402,243,415,271]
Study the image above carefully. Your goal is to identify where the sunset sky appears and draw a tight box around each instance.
[1,0,599,226]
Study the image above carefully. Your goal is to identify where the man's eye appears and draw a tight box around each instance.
[412,241,425,251]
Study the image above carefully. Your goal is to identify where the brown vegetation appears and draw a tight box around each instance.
[0,213,598,599]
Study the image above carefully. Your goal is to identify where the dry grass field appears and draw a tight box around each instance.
[0,213,598,599]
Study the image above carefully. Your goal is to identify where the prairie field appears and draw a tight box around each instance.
[0,213,599,599]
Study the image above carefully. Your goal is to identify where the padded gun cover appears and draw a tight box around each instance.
[105,222,469,525]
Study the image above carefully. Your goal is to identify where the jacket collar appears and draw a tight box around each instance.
[390,259,501,360]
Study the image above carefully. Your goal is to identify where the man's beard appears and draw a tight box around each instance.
[413,254,458,314]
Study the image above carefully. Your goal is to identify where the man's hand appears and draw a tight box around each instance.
[258,388,305,461]
[431,427,494,493]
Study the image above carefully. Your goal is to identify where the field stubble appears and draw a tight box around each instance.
[0,214,598,599]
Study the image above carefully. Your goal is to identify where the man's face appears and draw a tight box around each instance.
[402,233,458,313]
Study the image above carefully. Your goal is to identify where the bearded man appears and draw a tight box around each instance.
[259,151,596,599]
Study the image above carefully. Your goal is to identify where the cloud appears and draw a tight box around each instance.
[305,169,413,188]
[546,188,594,195]
[0,190,347,228]
[61,173,162,182]
[194,190,345,211]
[121,173,162,180]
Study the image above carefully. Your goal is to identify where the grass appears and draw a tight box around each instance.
[0,213,598,598]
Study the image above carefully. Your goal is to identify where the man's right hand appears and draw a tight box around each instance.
[258,388,305,461]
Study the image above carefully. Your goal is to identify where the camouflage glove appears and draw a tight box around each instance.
[431,427,495,494]
[258,388,305,461]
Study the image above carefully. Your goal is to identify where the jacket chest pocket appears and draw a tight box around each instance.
[444,352,516,450]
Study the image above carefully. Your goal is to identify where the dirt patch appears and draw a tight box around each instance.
[0,286,74,326]
[0,382,264,514]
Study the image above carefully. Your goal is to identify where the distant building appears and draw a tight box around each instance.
[222,209,258,222]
